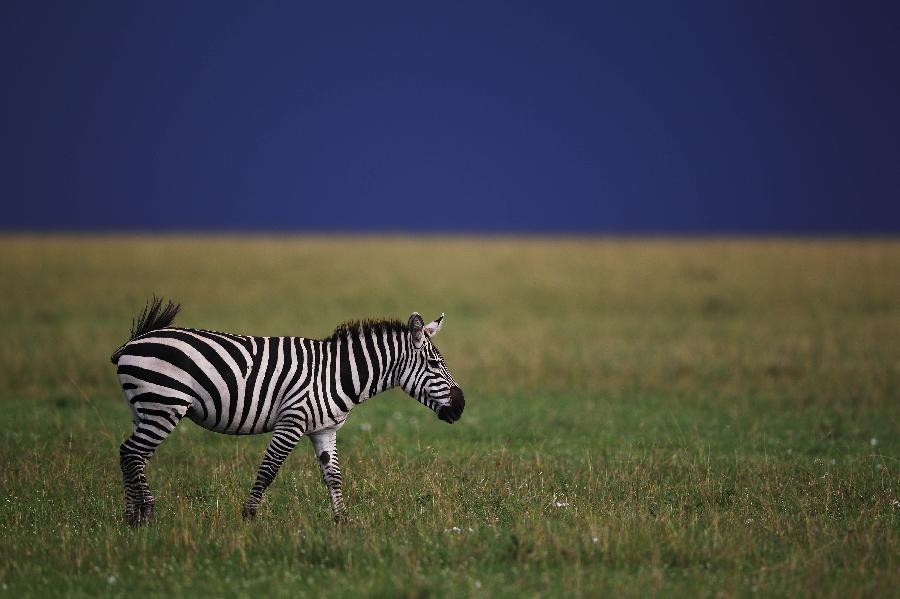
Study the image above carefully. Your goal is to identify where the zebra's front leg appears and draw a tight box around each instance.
[309,428,347,523]
[243,425,303,520]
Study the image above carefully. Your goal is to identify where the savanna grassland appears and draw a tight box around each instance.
[0,236,898,598]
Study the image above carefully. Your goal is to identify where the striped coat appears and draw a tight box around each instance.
[112,298,465,525]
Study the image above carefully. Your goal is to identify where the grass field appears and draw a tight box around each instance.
[0,235,898,598]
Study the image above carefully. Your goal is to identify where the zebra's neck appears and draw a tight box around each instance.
[374,328,409,397]
[320,328,410,405]
[364,330,405,398]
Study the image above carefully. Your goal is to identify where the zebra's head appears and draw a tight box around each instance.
[401,312,465,424]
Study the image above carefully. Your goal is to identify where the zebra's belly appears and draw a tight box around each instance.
[185,384,287,434]
[265,390,349,435]
[303,412,348,435]
[185,405,277,435]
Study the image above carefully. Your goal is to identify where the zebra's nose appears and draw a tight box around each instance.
[450,385,464,408]
[438,386,465,424]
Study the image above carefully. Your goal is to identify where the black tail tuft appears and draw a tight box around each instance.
[130,295,181,340]
[111,296,181,364]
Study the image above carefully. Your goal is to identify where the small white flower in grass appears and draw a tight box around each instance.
[870,438,878,446]
[107,576,116,585]
[474,581,482,589]
[446,526,462,533]
[359,422,372,432]
[554,500,569,508]
[745,518,753,525]
[592,537,599,544]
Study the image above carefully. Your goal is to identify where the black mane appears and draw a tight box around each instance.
[321,318,408,342]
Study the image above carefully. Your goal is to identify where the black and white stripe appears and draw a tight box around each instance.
[112,298,464,525]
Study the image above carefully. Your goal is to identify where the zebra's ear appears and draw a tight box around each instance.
[409,312,425,348]
[424,313,445,337]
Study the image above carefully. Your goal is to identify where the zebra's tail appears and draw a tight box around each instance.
[111,296,182,364]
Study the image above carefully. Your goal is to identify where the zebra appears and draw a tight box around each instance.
[111,297,465,525]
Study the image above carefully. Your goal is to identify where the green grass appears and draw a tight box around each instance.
[0,235,898,597]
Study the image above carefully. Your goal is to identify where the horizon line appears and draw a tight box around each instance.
[1,229,898,240]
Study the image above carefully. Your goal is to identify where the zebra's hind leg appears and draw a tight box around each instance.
[119,396,189,526]
[242,425,303,520]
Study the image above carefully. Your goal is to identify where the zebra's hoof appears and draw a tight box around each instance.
[333,512,352,526]
[124,509,139,527]
[125,502,154,526]
[242,505,257,521]
[139,502,155,523]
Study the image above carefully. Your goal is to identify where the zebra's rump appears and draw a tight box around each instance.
[117,328,260,434]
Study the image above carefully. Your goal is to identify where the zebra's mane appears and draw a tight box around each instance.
[321,318,408,343]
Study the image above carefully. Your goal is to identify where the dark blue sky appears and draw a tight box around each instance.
[2,1,899,232]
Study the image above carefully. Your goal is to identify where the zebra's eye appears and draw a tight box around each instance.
[427,358,441,367]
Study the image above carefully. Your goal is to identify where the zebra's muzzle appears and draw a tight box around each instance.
[437,386,465,424]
